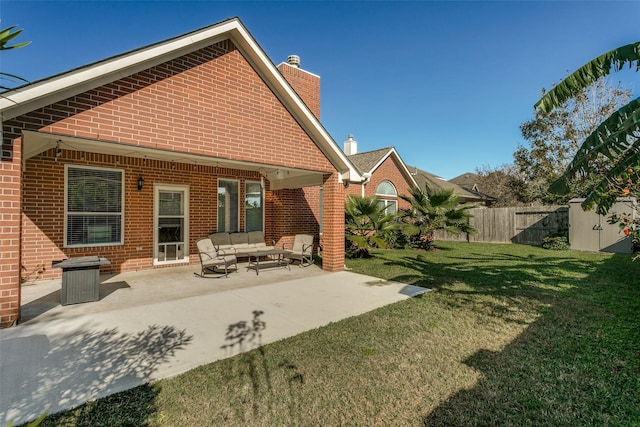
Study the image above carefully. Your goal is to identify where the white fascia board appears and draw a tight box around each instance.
[393,148,419,188]
[2,18,362,184]
[368,149,394,175]
[369,148,418,188]
[230,25,362,184]
[0,20,239,120]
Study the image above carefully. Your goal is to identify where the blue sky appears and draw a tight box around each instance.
[2,1,639,179]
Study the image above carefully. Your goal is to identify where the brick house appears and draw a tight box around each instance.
[0,18,362,327]
[342,135,417,214]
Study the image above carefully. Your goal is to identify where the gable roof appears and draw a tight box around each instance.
[450,172,480,192]
[408,166,493,203]
[0,17,362,185]
[347,147,418,187]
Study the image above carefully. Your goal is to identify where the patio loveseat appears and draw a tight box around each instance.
[208,231,275,258]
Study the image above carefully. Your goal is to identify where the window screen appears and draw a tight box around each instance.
[66,165,123,246]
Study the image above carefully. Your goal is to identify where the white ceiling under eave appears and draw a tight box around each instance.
[22,130,326,190]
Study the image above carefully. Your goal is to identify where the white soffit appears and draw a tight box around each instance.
[22,130,325,188]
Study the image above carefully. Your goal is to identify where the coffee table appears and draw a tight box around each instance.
[247,249,293,275]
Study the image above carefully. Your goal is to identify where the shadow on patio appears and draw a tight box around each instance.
[19,261,326,325]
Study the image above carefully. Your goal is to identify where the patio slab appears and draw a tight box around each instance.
[0,264,427,425]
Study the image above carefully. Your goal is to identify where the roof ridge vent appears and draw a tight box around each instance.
[287,54,300,68]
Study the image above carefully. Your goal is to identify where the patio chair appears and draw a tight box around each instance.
[195,238,237,277]
[284,234,314,267]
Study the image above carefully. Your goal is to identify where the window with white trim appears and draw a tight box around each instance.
[65,165,124,247]
[377,199,398,214]
[376,180,398,214]
[376,180,397,196]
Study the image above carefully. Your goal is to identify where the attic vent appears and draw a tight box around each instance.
[287,55,300,68]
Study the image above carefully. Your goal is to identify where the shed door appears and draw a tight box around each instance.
[569,201,600,252]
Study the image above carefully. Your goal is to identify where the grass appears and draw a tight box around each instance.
[31,242,640,426]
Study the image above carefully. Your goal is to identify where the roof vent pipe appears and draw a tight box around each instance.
[287,54,300,68]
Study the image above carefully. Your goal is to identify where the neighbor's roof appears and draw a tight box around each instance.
[347,147,418,187]
[449,172,479,189]
[348,147,393,173]
[409,166,490,202]
[0,17,362,184]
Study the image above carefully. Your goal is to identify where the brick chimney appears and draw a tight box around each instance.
[278,55,321,119]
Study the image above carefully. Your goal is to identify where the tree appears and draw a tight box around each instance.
[398,185,475,250]
[344,195,398,258]
[475,163,526,207]
[0,25,30,90]
[515,77,633,205]
[540,41,640,215]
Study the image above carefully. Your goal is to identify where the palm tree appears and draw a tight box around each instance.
[398,185,475,250]
[345,195,398,258]
[0,25,30,90]
[540,42,640,215]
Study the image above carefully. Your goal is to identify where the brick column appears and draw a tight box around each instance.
[1,135,22,327]
[321,173,345,272]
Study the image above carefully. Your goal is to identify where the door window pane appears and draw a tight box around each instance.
[245,181,263,232]
[66,165,123,246]
[218,179,239,232]
[159,192,183,216]
[156,188,187,263]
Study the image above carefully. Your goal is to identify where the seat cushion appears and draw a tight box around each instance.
[230,232,249,246]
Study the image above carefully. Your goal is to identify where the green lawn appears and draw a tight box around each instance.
[34,242,640,426]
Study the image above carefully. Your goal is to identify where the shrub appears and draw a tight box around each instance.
[542,235,569,250]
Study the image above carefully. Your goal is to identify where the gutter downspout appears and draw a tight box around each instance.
[361,172,372,197]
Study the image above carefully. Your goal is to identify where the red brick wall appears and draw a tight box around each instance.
[344,155,414,210]
[0,136,22,327]
[269,187,321,251]
[321,173,345,271]
[2,37,343,325]
[6,40,333,173]
[366,155,414,210]
[277,63,321,119]
[20,149,282,281]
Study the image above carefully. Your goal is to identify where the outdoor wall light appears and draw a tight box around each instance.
[137,176,145,191]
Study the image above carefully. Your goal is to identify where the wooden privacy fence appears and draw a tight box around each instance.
[434,206,569,245]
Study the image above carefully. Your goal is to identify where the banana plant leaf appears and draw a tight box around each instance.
[535,42,640,113]
[549,99,640,194]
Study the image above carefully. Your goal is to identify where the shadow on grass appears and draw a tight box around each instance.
[35,383,160,427]
[217,311,306,425]
[422,278,640,425]
[368,246,640,425]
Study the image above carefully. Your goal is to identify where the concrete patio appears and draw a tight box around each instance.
[1,261,427,425]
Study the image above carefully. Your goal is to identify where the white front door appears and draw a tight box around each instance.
[154,185,189,264]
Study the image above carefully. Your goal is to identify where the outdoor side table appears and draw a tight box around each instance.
[52,256,111,305]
